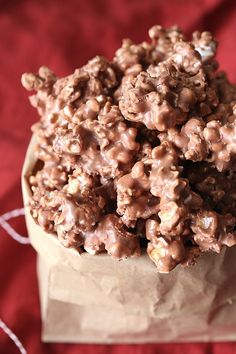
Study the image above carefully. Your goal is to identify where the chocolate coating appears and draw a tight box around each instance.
[22,25,236,273]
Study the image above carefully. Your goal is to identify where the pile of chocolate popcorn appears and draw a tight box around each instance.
[22,26,236,273]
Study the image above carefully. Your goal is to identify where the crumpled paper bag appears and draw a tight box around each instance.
[21,135,236,343]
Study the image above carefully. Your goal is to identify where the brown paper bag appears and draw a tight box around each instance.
[21,135,236,343]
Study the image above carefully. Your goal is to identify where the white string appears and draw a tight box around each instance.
[0,208,30,244]
[0,208,30,354]
[0,208,29,352]
[0,318,27,354]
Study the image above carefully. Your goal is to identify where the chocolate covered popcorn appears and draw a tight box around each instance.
[22,26,236,273]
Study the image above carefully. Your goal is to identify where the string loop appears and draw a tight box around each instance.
[0,208,30,244]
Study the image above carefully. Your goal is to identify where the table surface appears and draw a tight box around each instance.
[1,0,236,353]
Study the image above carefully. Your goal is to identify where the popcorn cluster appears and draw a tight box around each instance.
[22,25,236,273]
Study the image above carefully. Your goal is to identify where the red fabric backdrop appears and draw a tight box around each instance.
[1,0,236,353]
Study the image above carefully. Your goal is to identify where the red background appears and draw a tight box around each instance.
[1,0,236,353]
